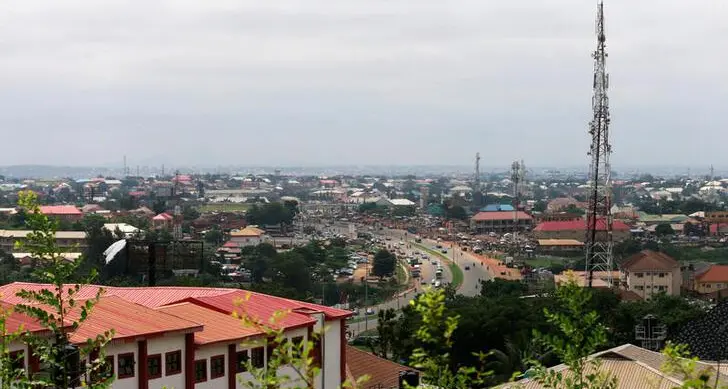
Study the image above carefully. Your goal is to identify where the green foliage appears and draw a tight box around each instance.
[659,342,728,389]
[528,274,617,389]
[204,226,224,245]
[0,305,27,389]
[233,294,365,389]
[655,223,675,236]
[10,190,114,389]
[409,288,491,389]
[480,279,528,298]
[246,202,295,227]
[372,249,396,278]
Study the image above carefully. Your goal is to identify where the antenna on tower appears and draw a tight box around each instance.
[585,0,614,288]
[511,160,522,263]
[475,153,481,190]
[123,155,128,177]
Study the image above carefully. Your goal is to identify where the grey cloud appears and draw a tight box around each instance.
[0,0,726,168]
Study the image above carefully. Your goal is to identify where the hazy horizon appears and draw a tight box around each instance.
[1,1,726,167]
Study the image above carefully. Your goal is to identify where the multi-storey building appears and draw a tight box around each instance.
[693,265,728,295]
[0,282,352,389]
[0,230,87,253]
[620,250,682,300]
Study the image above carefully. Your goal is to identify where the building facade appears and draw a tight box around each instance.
[620,250,682,299]
[694,265,728,294]
[0,230,87,253]
[470,211,533,234]
[0,283,351,389]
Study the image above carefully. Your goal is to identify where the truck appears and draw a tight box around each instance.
[411,267,421,278]
[435,268,443,279]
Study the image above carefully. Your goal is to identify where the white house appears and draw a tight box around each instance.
[229,227,268,247]
[0,282,352,389]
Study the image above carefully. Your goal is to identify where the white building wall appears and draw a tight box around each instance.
[230,236,263,247]
[105,342,137,389]
[323,320,342,389]
[147,334,187,389]
[194,344,228,389]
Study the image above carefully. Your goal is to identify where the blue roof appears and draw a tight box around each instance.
[481,204,514,212]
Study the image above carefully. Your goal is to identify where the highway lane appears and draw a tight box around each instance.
[347,236,448,338]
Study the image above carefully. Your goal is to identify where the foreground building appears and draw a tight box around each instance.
[502,343,728,388]
[0,282,352,389]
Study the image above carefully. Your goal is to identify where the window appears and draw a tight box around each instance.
[235,351,249,373]
[211,355,225,379]
[251,347,265,369]
[9,350,24,374]
[147,354,162,379]
[635,286,644,291]
[291,336,305,357]
[194,360,207,383]
[658,273,666,278]
[118,353,135,379]
[635,273,644,278]
[91,355,114,383]
[658,286,666,291]
[102,356,114,380]
[165,350,182,376]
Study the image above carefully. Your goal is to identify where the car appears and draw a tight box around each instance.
[365,308,375,315]
[421,279,428,285]
[441,249,448,254]
[431,260,437,265]
[464,266,470,271]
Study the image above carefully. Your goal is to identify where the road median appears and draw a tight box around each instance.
[412,243,464,289]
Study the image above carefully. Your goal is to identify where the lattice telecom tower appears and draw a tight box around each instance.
[585,1,614,288]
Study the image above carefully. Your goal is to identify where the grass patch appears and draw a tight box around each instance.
[198,203,252,213]
[413,243,465,289]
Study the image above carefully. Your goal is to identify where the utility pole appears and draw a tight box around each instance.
[585,1,614,288]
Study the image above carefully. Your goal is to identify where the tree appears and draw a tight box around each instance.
[655,223,675,236]
[204,226,224,245]
[532,200,547,213]
[409,288,491,389]
[182,205,200,221]
[372,249,396,278]
[11,190,114,389]
[446,205,468,221]
[480,279,528,298]
[528,273,617,389]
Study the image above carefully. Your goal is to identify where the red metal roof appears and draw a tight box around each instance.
[0,283,351,325]
[696,265,728,283]
[186,292,324,329]
[534,219,630,232]
[38,205,82,216]
[153,213,174,221]
[157,302,264,345]
[0,302,52,334]
[471,211,532,221]
[67,296,202,344]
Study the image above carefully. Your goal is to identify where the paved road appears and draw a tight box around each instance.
[347,234,449,337]
[316,222,490,338]
[376,228,490,297]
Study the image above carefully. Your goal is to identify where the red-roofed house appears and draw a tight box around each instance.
[0,282,352,389]
[39,205,83,222]
[470,211,533,233]
[152,212,174,230]
[694,265,728,294]
[533,219,631,242]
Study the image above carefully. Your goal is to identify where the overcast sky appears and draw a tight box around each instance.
[0,0,726,169]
